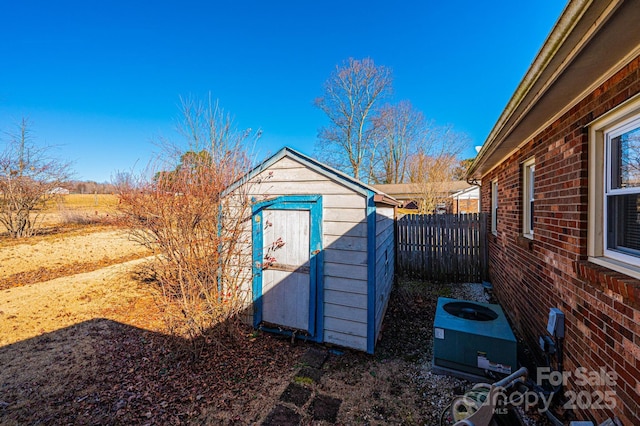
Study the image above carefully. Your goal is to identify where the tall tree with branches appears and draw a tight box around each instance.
[373,100,425,184]
[314,57,392,181]
[0,118,72,238]
[408,125,471,213]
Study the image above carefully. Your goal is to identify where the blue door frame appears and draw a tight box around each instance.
[251,195,324,342]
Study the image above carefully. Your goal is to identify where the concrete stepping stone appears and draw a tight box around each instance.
[295,366,323,383]
[310,394,341,423]
[299,347,328,369]
[279,383,312,407]
[262,404,300,426]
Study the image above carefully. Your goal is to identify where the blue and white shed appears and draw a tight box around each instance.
[232,147,399,353]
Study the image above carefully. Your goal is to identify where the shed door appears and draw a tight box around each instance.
[252,195,323,340]
[261,209,311,332]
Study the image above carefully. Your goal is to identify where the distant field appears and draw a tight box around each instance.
[46,193,119,211]
[36,194,120,227]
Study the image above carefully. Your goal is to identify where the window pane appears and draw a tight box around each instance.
[528,166,534,233]
[530,200,534,233]
[607,193,640,254]
[492,182,498,232]
[610,127,640,189]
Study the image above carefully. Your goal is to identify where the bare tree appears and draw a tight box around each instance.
[0,118,72,238]
[373,101,425,184]
[314,57,392,181]
[117,96,259,356]
[408,125,471,213]
[452,158,475,180]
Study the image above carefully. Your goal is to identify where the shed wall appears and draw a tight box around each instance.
[374,205,395,340]
[245,156,370,351]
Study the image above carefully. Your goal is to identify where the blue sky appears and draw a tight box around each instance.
[1,1,567,182]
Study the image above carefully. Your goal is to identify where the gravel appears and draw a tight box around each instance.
[413,282,491,424]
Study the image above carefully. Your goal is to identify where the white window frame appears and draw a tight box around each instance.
[589,94,640,278]
[491,179,498,235]
[604,116,640,263]
[522,158,535,239]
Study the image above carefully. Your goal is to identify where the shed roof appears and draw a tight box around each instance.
[468,0,640,179]
[228,147,401,206]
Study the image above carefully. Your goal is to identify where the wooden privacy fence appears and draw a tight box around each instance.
[396,213,488,283]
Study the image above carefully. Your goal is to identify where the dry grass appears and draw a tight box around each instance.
[45,194,119,211]
[0,229,306,424]
[0,258,160,346]
[0,229,150,279]
[0,205,542,425]
[0,212,306,424]
[29,194,121,228]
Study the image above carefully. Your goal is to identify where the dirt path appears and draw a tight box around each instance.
[0,229,148,277]
[0,257,161,346]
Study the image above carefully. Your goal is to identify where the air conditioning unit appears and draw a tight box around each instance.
[433,297,517,380]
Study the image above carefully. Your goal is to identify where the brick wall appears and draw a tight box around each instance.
[481,55,640,424]
[452,198,479,214]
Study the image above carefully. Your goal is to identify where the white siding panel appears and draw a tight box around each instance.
[324,221,367,238]
[250,180,354,195]
[324,303,368,323]
[325,331,367,352]
[246,158,358,197]
[375,226,394,252]
[324,208,367,222]
[324,289,367,308]
[375,206,395,219]
[323,276,367,294]
[323,194,366,209]
[376,216,394,238]
[324,248,367,266]
[374,206,395,341]
[264,167,333,182]
[267,156,309,170]
[376,245,393,267]
[325,262,368,280]
[375,258,392,290]
[324,316,367,337]
[324,234,367,251]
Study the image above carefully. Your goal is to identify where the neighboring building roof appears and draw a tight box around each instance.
[48,187,70,194]
[372,181,473,200]
[450,186,479,200]
[468,0,640,179]
[226,147,401,206]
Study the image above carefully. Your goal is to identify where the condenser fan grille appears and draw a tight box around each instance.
[443,302,498,321]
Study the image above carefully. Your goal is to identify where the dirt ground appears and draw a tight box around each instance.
[0,198,552,425]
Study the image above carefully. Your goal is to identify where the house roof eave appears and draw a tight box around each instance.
[468,0,639,180]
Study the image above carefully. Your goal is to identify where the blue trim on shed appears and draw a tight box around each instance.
[366,190,377,354]
[224,147,399,204]
[251,208,264,326]
[251,195,324,342]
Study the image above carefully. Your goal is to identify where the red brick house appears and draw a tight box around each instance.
[468,0,640,423]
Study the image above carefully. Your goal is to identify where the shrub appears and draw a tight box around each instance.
[117,97,259,357]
